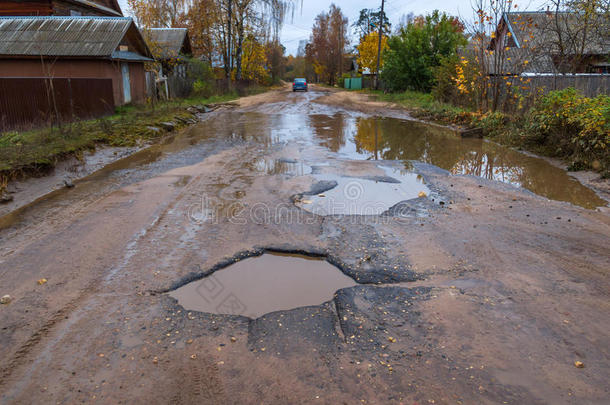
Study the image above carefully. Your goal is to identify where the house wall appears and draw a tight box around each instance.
[128,62,146,103]
[0,77,115,130]
[51,1,108,16]
[0,0,118,16]
[0,1,53,15]
[0,58,147,105]
[492,20,517,52]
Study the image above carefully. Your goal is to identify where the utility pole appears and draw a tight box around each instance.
[227,0,232,79]
[375,0,385,90]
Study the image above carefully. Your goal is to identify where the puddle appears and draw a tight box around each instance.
[296,166,430,215]
[168,252,357,318]
[251,157,313,176]
[1,109,604,233]
[308,114,606,209]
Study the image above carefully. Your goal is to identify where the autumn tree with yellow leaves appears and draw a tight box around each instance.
[356,32,388,73]
[129,0,299,83]
[306,4,350,85]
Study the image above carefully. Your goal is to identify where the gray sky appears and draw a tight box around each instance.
[118,0,547,55]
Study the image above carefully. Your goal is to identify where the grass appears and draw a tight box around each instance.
[363,89,477,126]
[0,88,266,191]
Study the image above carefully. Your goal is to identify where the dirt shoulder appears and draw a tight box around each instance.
[0,91,274,220]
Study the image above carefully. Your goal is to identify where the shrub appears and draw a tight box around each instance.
[381,10,467,92]
[337,73,352,88]
[188,59,216,98]
[525,88,610,171]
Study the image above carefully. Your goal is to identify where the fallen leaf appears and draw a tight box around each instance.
[574,361,584,368]
[418,191,427,198]
[37,278,48,285]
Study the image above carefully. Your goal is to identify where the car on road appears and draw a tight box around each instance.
[292,78,308,92]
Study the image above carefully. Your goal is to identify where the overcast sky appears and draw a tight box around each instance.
[118,0,547,55]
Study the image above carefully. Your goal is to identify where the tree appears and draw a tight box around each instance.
[543,0,610,73]
[129,0,303,82]
[352,8,391,39]
[266,41,286,82]
[306,4,349,85]
[382,10,467,92]
[240,35,269,82]
[357,32,388,73]
[127,0,188,27]
[182,0,217,63]
[232,0,256,80]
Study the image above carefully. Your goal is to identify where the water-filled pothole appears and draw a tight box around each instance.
[296,166,431,216]
[168,252,357,318]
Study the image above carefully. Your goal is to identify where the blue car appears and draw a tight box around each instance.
[292,78,308,92]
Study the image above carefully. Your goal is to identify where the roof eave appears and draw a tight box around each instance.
[503,13,521,48]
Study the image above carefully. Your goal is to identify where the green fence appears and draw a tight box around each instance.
[344,77,362,90]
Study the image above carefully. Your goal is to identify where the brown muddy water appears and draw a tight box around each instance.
[310,114,606,209]
[168,252,357,318]
[0,110,605,233]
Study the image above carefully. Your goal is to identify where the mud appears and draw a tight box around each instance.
[0,84,608,404]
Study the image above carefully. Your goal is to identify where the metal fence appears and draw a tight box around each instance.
[0,77,115,131]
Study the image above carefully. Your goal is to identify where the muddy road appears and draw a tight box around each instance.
[0,86,609,404]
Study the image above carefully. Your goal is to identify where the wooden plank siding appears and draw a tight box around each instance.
[0,1,53,16]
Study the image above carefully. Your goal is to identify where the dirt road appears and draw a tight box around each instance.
[0,86,608,404]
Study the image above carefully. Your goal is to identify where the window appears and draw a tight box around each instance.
[70,10,82,16]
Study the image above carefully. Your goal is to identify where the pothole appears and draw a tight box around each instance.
[168,252,357,318]
[296,166,430,215]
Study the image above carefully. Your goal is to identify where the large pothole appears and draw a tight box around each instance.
[168,252,357,318]
[295,166,430,216]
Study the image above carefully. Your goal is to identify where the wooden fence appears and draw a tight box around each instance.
[489,74,609,112]
[0,77,115,131]
[512,74,610,97]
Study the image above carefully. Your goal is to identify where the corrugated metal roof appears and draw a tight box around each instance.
[145,28,190,59]
[0,16,133,57]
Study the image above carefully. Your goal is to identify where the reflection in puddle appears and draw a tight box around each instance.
[251,158,313,176]
[168,252,356,318]
[308,114,605,209]
[1,109,603,233]
[297,166,430,215]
